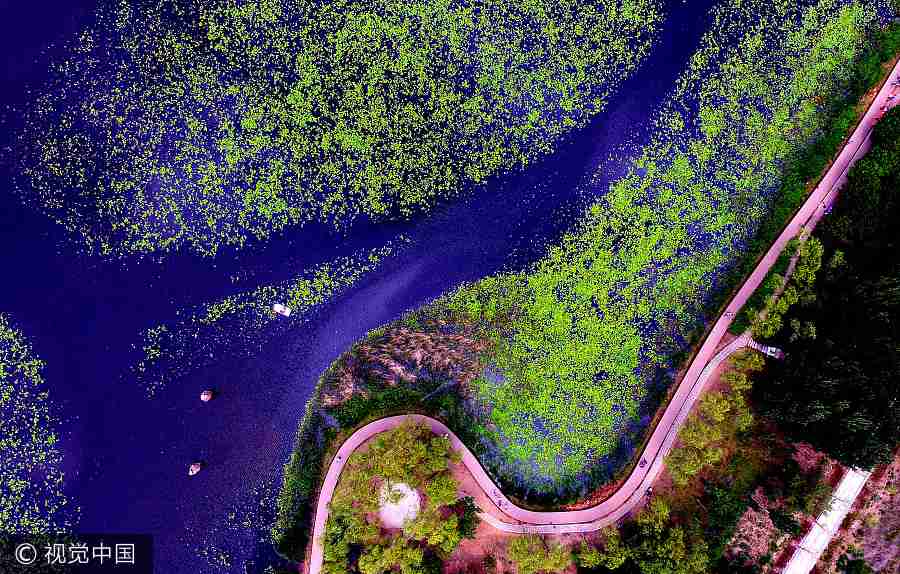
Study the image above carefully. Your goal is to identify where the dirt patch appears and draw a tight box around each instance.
[445,454,586,573]
[322,321,489,406]
[378,482,421,529]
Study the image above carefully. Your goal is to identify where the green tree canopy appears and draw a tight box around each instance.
[507,535,572,574]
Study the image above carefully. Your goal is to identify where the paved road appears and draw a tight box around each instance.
[783,468,872,574]
[302,57,900,574]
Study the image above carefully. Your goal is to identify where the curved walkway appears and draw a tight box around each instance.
[304,56,900,574]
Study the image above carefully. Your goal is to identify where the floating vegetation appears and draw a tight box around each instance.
[0,314,77,534]
[439,0,888,495]
[192,479,279,572]
[133,240,405,396]
[18,0,662,257]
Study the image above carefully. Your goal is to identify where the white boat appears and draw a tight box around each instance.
[188,462,202,476]
[272,303,292,317]
[200,390,214,402]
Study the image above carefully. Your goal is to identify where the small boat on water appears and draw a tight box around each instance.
[272,303,292,317]
[200,389,214,402]
[188,462,203,476]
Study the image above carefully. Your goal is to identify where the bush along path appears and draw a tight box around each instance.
[301,53,900,574]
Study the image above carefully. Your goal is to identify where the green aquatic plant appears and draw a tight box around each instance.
[438,0,884,493]
[0,314,76,534]
[133,239,404,395]
[20,0,662,257]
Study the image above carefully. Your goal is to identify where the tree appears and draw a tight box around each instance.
[755,271,900,468]
[837,553,875,574]
[628,499,709,574]
[721,370,753,392]
[730,350,765,373]
[358,536,425,574]
[788,318,816,342]
[576,533,633,571]
[321,503,379,574]
[700,392,732,424]
[404,508,462,555]
[454,497,481,539]
[752,311,782,340]
[577,542,603,569]
[424,472,459,508]
[507,535,572,574]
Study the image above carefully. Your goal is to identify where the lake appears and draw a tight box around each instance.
[0,0,719,571]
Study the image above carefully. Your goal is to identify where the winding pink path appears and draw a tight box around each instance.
[303,58,900,574]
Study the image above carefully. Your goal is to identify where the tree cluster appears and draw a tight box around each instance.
[574,499,708,574]
[321,421,478,574]
[755,107,900,469]
[664,350,760,486]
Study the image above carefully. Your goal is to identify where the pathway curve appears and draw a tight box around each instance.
[303,57,900,574]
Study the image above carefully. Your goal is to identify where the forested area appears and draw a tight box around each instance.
[754,107,900,470]
[319,422,479,574]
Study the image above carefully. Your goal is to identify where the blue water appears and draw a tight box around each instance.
[1,1,718,572]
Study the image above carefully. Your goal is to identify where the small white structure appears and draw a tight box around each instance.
[200,389,214,402]
[188,462,203,476]
[748,339,785,360]
[272,303,292,317]
[378,482,421,529]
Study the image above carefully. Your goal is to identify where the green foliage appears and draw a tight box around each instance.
[506,535,572,574]
[731,242,796,334]
[730,350,766,373]
[704,481,754,561]
[781,462,833,516]
[21,0,662,257]
[721,370,753,393]
[756,133,900,467]
[750,236,823,340]
[730,19,900,335]
[667,345,764,485]
[629,499,709,574]
[0,314,76,535]
[276,0,900,560]
[404,508,461,555]
[358,537,425,574]
[320,421,471,572]
[837,553,875,574]
[577,527,630,570]
[424,472,460,508]
[666,409,728,486]
[437,0,883,495]
[768,507,802,535]
[454,497,480,539]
